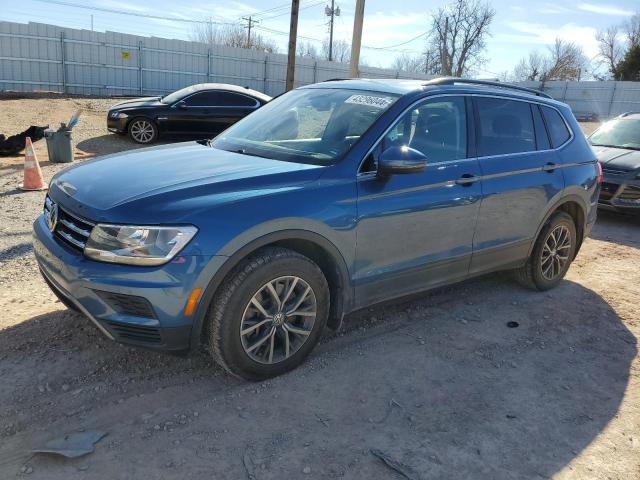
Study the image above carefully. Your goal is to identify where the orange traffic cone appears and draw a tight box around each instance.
[19,137,47,191]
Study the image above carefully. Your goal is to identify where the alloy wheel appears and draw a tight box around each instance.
[130,120,155,143]
[240,275,317,364]
[540,225,572,281]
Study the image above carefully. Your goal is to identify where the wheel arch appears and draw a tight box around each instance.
[529,195,588,258]
[190,230,352,350]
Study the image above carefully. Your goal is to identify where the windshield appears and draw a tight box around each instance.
[161,85,199,104]
[589,119,640,150]
[211,88,400,165]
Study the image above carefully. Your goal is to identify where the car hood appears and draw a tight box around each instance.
[109,97,163,110]
[49,142,325,222]
[592,145,640,171]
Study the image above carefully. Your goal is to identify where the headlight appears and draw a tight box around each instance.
[84,224,198,266]
[108,111,128,119]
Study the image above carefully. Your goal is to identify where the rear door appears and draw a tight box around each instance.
[469,96,564,274]
[355,95,482,307]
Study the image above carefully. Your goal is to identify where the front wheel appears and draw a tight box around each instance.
[206,247,329,380]
[514,211,577,291]
[127,117,158,144]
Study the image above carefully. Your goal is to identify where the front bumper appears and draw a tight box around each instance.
[598,172,640,213]
[33,215,213,352]
[107,115,128,134]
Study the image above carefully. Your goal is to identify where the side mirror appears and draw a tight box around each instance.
[377,146,427,176]
[174,101,187,109]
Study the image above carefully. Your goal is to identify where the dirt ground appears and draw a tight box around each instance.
[0,96,638,479]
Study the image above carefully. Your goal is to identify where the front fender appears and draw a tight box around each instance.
[188,227,354,350]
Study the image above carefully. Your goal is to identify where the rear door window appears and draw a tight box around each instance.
[541,106,571,148]
[476,97,535,156]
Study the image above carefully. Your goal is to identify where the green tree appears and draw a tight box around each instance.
[615,44,640,80]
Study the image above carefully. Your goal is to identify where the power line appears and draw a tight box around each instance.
[27,0,424,55]
[32,0,235,26]
[365,31,428,50]
[257,1,326,21]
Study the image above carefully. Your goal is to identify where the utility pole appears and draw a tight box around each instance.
[90,14,94,31]
[349,0,365,78]
[242,16,259,48]
[325,0,340,61]
[285,0,300,91]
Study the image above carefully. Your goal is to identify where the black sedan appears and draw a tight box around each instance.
[107,84,271,144]
[589,112,640,214]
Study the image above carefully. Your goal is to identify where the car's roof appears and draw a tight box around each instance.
[303,77,564,106]
[190,83,271,102]
[304,78,426,95]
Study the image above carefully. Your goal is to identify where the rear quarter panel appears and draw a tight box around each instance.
[555,106,600,228]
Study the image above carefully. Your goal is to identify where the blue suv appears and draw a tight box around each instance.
[33,78,600,380]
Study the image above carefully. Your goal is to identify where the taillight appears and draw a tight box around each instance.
[596,162,603,183]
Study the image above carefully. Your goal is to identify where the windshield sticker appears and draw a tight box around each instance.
[345,94,394,109]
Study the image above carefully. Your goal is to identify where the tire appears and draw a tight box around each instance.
[127,117,158,144]
[514,211,577,291]
[206,247,329,381]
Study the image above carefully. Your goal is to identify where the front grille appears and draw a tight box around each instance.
[45,196,94,251]
[599,182,619,201]
[618,185,640,203]
[105,321,162,344]
[94,290,157,319]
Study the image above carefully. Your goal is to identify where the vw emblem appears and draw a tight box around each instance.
[46,203,59,232]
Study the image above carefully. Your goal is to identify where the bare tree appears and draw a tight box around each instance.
[512,39,587,82]
[512,51,548,81]
[392,53,425,73]
[429,0,495,77]
[545,39,587,80]
[190,22,278,53]
[596,26,623,78]
[625,12,640,48]
[392,48,442,75]
[297,41,319,59]
[322,39,351,63]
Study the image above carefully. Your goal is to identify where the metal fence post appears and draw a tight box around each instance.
[60,32,66,94]
[607,81,618,118]
[562,81,568,102]
[138,40,143,95]
[263,55,268,93]
[207,48,211,79]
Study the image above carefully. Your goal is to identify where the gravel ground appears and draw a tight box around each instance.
[0,96,638,479]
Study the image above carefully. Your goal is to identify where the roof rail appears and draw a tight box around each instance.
[424,77,552,99]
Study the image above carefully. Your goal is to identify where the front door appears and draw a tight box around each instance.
[355,96,482,307]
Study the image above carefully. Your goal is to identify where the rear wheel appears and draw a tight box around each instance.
[514,211,577,291]
[128,117,158,144]
[206,247,329,380]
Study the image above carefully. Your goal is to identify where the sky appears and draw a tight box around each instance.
[1,0,638,77]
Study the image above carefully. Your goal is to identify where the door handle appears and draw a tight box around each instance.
[455,174,479,186]
[542,162,557,172]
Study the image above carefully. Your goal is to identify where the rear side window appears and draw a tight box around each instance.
[532,105,551,150]
[541,106,571,147]
[476,97,535,156]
